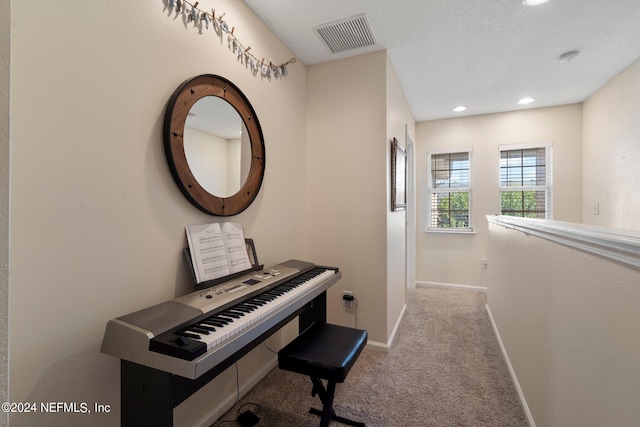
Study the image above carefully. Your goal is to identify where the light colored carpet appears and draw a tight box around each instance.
[214,287,528,426]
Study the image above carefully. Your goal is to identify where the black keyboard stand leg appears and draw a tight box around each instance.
[308,377,365,427]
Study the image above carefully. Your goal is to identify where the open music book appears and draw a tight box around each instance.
[186,222,252,284]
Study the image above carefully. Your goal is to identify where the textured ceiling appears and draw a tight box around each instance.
[244,0,640,121]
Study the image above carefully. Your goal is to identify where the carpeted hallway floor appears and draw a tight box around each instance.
[213,286,528,426]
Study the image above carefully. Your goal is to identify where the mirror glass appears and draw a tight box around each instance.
[163,74,265,216]
[184,96,250,198]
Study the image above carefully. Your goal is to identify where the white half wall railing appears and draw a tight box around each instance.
[485,215,640,427]
[486,215,640,270]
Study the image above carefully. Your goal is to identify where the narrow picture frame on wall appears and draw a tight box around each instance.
[391,137,407,211]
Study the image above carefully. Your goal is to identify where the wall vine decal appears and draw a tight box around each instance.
[164,0,296,79]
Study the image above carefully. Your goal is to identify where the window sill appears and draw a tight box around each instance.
[425,229,475,235]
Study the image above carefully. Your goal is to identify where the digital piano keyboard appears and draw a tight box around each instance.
[101,260,341,381]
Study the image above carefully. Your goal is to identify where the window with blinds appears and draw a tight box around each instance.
[499,145,552,219]
[428,150,472,231]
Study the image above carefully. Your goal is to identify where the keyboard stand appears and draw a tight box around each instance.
[120,291,328,427]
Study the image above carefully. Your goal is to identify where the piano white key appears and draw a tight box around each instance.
[193,269,335,351]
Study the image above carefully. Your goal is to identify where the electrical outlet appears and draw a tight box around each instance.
[342,290,354,307]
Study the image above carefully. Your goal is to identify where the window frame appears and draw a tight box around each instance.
[499,143,553,220]
[427,147,473,233]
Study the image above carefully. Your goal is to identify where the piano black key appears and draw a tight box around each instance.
[263,292,281,298]
[196,324,216,331]
[204,319,227,327]
[246,299,266,306]
[265,292,280,298]
[267,294,283,300]
[188,327,211,335]
[222,310,243,318]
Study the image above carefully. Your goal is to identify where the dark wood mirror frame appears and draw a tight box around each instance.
[391,137,406,211]
[163,74,265,216]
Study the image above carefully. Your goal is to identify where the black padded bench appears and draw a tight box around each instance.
[278,323,368,427]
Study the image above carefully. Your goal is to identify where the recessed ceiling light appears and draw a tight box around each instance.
[522,0,550,6]
[452,106,467,112]
[518,97,536,105]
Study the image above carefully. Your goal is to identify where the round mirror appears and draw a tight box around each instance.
[163,75,265,216]
[184,96,250,198]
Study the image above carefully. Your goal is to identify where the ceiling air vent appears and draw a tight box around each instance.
[314,14,377,54]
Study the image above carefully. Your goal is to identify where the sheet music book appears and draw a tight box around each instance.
[186,222,252,284]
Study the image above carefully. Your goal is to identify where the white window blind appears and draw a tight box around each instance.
[499,144,552,219]
[428,150,472,231]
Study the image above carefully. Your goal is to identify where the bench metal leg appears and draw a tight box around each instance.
[308,377,365,427]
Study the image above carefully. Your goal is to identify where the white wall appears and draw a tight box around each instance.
[9,1,307,426]
[583,57,640,231]
[486,219,640,426]
[306,51,413,345]
[385,57,414,340]
[415,105,583,287]
[183,127,242,197]
[0,0,10,424]
[306,51,389,342]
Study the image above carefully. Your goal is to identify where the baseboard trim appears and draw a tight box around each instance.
[365,303,408,353]
[416,280,488,292]
[365,340,390,352]
[485,304,535,427]
[191,357,278,427]
[388,303,407,348]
